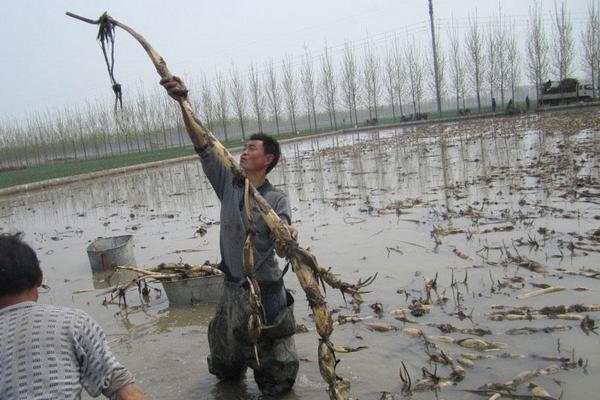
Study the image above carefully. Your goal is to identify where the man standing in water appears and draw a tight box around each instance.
[161,77,300,396]
[0,233,146,400]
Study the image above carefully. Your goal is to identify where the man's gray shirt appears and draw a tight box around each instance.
[198,145,291,285]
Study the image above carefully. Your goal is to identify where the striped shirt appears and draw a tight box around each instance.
[0,302,134,399]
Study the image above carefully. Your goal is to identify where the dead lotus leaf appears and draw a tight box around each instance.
[367,323,397,332]
[457,338,508,351]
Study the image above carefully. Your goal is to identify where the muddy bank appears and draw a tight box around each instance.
[0,108,599,399]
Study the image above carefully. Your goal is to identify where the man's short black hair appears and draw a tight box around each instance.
[250,132,281,173]
[0,233,42,297]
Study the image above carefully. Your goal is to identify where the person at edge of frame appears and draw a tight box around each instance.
[0,232,146,400]
[161,75,300,397]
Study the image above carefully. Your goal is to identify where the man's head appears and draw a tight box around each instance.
[240,133,281,174]
[0,233,42,298]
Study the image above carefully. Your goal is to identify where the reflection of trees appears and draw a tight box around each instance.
[458,131,471,186]
[397,131,420,198]
[415,134,431,196]
[478,135,489,197]
[502,126,522,195]
[271,156,294,209]
[373,132,388,196]
[593,131,600,180]
[350,145,368,201]
[560,134,577,190]
[1,159,226,245]
[310,148,326,205]
[439,134,452,212]
[392,130,402,180]
[330,141,347,199]
[529,130,551,201]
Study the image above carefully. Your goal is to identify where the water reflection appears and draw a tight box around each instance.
[91,269,139,289]
[2,114,600,400]
[154,304,215,332]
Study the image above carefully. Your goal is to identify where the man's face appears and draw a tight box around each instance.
[240,140,273,173]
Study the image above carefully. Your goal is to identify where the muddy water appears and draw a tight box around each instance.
[1,110,599,399]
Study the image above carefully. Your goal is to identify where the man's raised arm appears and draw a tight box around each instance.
[160,76,232,199]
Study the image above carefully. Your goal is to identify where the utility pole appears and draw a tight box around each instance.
[429,0,442,115]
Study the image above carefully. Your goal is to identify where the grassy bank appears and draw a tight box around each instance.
[0,128,322,190]
[0,146,197,190]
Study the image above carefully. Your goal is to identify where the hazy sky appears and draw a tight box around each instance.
[0,0,588,121]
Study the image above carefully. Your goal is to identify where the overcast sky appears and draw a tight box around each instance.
[0,0,588,121]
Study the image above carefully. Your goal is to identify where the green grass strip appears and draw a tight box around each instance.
[0,146,198,189]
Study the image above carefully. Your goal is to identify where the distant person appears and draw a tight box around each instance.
[526,95,530,111]
[492,97,497,113]
[0,233,146,400]
[506,98,514,114]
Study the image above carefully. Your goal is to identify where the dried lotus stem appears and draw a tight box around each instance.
[243,178,263,366]
[66,12,371,398]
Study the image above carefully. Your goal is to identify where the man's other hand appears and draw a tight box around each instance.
[275,225,298,257]
[160,76,188,102]
[287,225,298,241]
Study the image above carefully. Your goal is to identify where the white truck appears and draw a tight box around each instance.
[540,78,595,105]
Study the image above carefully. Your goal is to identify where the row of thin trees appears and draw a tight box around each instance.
[1,0,598,170]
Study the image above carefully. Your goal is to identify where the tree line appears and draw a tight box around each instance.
[0,0,598,171]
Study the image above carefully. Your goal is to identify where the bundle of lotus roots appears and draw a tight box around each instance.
[116,263,223,281]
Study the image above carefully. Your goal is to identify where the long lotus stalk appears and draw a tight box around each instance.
[243,178,264,366]
[66,12,375,399]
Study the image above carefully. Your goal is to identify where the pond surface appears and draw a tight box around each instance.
[1,109,599,400]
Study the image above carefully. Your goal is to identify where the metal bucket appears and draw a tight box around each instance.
[86,235,136,274]
[161,274,224,305]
